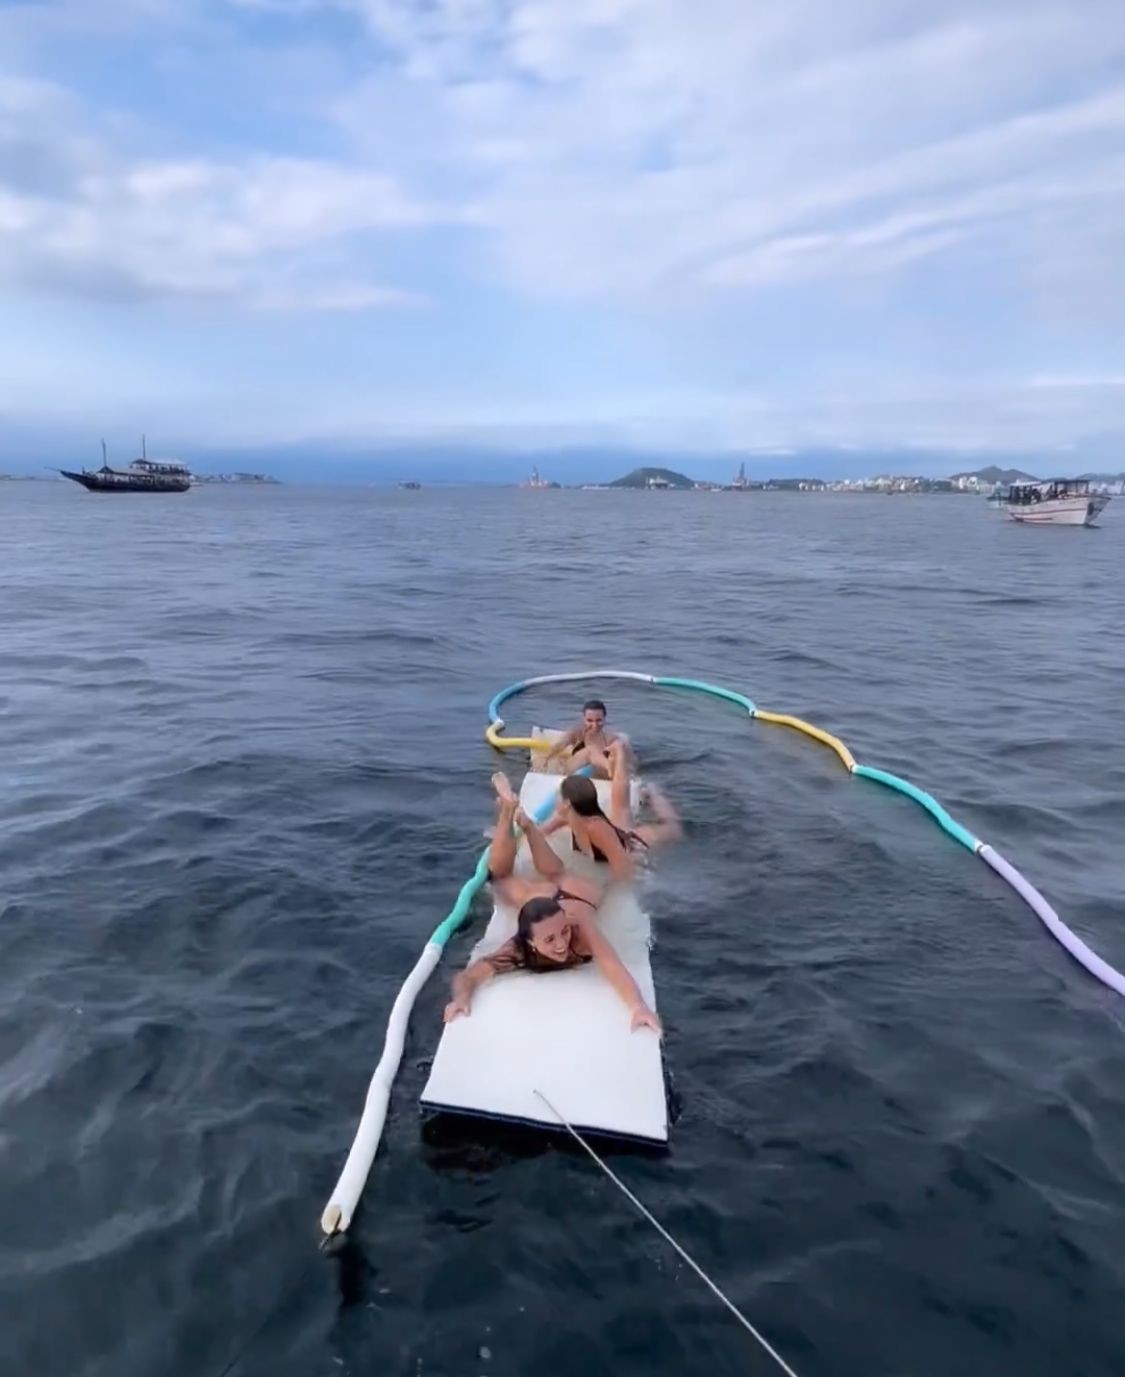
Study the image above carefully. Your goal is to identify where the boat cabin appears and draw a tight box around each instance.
[133,458,190,476]
[1008,479,1090,505]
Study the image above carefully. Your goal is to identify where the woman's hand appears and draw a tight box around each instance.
[444,992,472,1022]
[629,1004,663,1036]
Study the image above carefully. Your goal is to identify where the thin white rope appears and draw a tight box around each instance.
[533,1089,803,1377]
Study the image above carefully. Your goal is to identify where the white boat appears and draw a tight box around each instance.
[520,465,553,489]
[1006,479,1111,527]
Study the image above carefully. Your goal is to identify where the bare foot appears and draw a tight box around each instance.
[491,771,518,805]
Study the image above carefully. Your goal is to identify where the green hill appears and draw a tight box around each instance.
[950,464,1038,484]
[610,465,694,489]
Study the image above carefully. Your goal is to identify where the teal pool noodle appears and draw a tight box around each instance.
[654,676,756,714]
[854,764,979,852]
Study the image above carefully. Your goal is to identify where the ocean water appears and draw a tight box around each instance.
[1,482,1123,1377]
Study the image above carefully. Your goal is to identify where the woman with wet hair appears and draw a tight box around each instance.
[443,892,661,1034]
[543,741,681,882]
[543,698,628,777]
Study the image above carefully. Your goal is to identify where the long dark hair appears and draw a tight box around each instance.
[559,776,647,849]
[515,895,564,963]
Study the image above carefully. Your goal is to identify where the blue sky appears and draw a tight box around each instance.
[2,0,1124,477]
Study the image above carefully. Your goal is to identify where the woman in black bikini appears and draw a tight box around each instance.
[443,894,661,1032]
[482,772,603,913]
[544,699,626,778]
[544,740,681,880]
[445,772,666,1029]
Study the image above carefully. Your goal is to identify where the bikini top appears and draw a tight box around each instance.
[573,819,648,864]
[571,734,610,755]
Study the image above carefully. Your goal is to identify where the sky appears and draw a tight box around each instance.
[1,0,1124,479]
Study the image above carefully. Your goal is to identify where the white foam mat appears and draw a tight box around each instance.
[420,772,667,1142]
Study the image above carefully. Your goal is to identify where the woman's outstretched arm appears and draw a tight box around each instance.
[574,916,661,1034]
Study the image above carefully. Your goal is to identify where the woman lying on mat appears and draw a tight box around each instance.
[541,741,681,875]
[442,773,661,1032]
[483,771,615,904]
[443,894,662,1034]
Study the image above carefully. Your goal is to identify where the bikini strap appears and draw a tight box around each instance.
[554,886,597,909]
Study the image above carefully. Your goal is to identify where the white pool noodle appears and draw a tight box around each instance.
[320,941,443,1235]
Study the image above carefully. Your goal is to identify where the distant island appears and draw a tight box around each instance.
[610,466,694,490]
[950,464,1038,485]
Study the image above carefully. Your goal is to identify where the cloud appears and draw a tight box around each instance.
[330,0,1125,305]
[0,76,434,309]
[5,1,1124,312]
[2,0,1124,455]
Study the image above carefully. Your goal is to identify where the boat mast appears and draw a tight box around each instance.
[101,438,107,467]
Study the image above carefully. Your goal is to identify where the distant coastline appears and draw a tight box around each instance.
[524,462,999,494]
[521,462,1125,496]
[4,460,1122,493]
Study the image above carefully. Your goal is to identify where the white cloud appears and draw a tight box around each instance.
[332,0,1125,305]
[5,1,1124,312]
[0,76,435,310]
[2,0,1125,453]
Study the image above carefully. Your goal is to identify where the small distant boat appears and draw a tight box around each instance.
[1007,479,1111,527]
[520,466,553,489]
[399,481,422,490]
[59,439,191,493]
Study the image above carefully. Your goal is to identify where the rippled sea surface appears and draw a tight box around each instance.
[2,482,1124,1377]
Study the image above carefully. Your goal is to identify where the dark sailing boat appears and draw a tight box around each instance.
[59,439,192,493]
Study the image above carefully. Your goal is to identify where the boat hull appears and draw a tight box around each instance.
[1006,495,1110,526]
[60,470,191,493]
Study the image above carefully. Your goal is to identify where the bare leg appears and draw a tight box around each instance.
[515,808,564,879]
[567,745,611,779]
[607,740,633,831]
[487,799,519,877]
[633,782,682,849]
[584,739,614,777]
[486,773,520,878]
[492,873,543,910]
